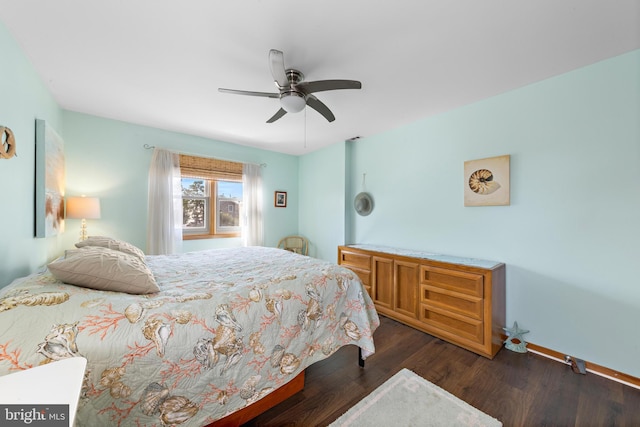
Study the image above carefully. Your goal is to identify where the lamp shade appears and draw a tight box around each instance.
[66,196,101,219]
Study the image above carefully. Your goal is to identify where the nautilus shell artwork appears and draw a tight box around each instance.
[464,155,510,206]
[468,169,501,195]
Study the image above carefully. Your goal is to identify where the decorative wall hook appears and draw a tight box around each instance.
[0,126,17,159]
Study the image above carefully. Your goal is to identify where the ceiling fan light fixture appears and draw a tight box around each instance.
[280,91,306,113]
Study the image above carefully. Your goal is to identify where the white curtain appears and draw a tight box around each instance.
[147,148,183,255]
[242,163,264,246]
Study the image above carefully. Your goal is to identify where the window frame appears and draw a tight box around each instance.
[182,177,242,240]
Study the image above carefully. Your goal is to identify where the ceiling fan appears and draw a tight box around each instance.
[218,49,362,123]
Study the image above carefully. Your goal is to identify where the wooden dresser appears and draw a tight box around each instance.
[338,245,506,359]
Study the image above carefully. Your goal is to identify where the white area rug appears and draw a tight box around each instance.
[330,369,502,427]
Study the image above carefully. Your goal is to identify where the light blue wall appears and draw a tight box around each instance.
[62,111,299,254]
[343,50,640,377]
[298,142,346,261]
[0,21,65,285]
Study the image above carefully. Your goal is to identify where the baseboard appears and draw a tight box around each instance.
[524,342,640,390]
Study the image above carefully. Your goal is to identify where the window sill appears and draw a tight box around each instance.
[183,233,241,241]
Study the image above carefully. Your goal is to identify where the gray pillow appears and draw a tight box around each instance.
[49,247,159,294]
[76,236,146,261]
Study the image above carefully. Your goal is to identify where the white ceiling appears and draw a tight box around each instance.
[1,1,638,155]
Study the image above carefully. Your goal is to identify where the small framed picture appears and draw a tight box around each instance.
[275,191,287,207]
[464,154,510,207]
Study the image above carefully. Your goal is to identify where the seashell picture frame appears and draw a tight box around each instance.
[464,154,510,206]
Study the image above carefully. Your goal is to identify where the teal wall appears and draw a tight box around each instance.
[298,142,346,261]
[340,50,639,377]
[0,22,65,283]
[62,111,299,254]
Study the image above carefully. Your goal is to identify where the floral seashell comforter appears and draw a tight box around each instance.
[0,247,379,426]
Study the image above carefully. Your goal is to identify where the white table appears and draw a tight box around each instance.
[0,357,87,426]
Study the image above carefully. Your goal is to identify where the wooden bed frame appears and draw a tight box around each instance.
[206,349,364,426]
[206,370,305,427]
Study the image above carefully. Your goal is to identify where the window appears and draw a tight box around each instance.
[179,155,243,239]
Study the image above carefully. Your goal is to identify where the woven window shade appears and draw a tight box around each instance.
[180,154,243,181]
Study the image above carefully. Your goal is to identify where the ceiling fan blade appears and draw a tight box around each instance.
[269,49,289,89]
[306,95,335,122]
[266,108,287,123]
[218,88,280,98]
[297,80,362,94]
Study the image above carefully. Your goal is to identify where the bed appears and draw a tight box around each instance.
[0,242,379,426]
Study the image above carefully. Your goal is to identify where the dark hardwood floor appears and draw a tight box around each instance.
[244,315,640,427]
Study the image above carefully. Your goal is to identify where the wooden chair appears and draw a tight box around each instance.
[277,236,309,255]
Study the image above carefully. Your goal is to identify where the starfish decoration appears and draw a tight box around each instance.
[503,321,529,353]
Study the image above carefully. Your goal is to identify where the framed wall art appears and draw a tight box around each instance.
[35,119,66,237]
[274,191,287,207]
[464,154,510,207]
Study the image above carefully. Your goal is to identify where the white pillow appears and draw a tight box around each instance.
[76,236,146,261]
[49,247,159,294]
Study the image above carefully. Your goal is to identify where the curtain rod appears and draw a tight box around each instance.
[143,144,266,167]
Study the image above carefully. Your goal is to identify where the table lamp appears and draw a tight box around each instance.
[66,196,101,241]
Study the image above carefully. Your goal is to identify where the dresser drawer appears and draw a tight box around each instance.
[348,267,371,296]
[348,267,370,287]
[420,303,483,344]
[420,266,483,297]
[421,284,483,320]
[339,250,371,271]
